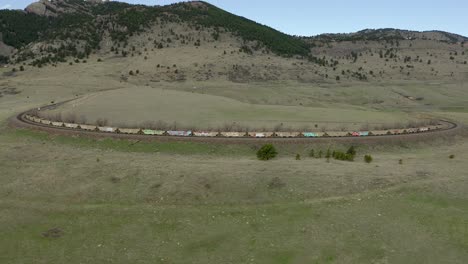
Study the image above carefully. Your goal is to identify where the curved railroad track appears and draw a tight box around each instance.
[8,101,462,145]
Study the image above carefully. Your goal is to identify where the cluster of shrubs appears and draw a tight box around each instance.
[257,144,373,163]
[309,146,357,162]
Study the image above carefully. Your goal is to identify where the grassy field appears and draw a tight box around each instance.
[1,61,468,263]
[42,85,419,131]
[1,123,468,263]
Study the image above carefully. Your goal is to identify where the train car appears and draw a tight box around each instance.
[351,132,360,137]
[220,132,243,137]
[119,128,141,134]
[98,127,115,133]
[51,121,63,127]
[247,132,275,138]
[371,130,388,136]
[63,123,79,129]
[167,130,192,136]
[194,131,219,137]
[302,132,318,138]
[275,132,300,138]
[418,127,429,132]
[321,131,347,137]
[79,124,97,131]
[25,115,40,123]
[359,131,369,137]
[40,119,51,125]
[32,117,43,123]
[142,129,165,136]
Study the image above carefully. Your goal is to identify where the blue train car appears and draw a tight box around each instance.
[303,132,318,138]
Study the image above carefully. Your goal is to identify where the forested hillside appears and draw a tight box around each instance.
[0,0,311,64]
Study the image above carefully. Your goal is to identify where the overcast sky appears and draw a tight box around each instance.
[2,0,467,37]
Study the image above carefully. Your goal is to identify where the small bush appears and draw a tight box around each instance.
[257,144,278,161]
[347,146,357,156]
[325,149,331,159]
[399,159,403,165]
[309,149,315,157]
[295,154,301,160]
[333,151,354,161]
[449,155,455,159]
[364,155,373,163]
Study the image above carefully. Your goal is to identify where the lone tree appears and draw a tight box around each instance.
[257,144,278,161]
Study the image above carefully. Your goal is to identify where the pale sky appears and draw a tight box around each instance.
[2,0,467,37]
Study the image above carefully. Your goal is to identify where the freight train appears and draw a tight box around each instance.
[23,114,445,139]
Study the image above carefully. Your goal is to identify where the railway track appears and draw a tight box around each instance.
[8,101,462,145]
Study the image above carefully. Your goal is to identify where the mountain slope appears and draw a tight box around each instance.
[0,0,310,59]
[0,0,467,84]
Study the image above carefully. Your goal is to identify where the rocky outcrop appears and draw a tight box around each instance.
[25,0,59,17]
[25,0,108,17]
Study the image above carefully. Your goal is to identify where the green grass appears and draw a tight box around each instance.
[1,120,468,263]
[2,190,468,263]
[7,128,252,156]
[43,85,417,131]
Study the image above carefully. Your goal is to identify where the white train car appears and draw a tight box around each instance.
[119,128,141,134]
[98,127,115,133]
[40,119,51,125]
[220,132,242,137]
[63,123,79,129]
[418,127,429,132]
[79,124,97,131]
[32,116,43,123]
[248,132,275,138]
[275,132,300,138]
[51,121,63,127]
[194,131,219,137]
[167,131,192,136]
